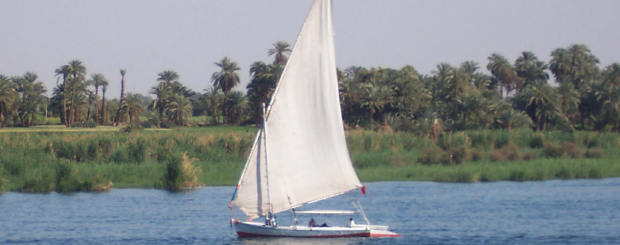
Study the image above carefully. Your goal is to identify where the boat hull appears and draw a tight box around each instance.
[233,221,400,238]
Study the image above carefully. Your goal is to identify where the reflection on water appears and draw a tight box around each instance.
[233,237,367,245]
[1,179,619,244]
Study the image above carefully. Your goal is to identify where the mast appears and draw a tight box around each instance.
[262,103,273,217]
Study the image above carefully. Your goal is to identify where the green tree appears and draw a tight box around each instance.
[487,53,521,97]
[118,93,144,125]
[14,72,47,127]
[246,61,282,125]
[115,69,127,125]
[0,75,16,126]
[165,94,192,126]
[202,88,223,125]
[514,83,564,131]
[221,91,246,125]
[100,79,109,125]
[515,51,549,89]
[157,70,179,84]
[54,64,71,126]
[556,83,580,124]
[596,63,620,131]
[268,41,292,65]
[66,60,87,125]
[87,73,108,124]
[212,57,241,94]
[550,44,600,90]
[359,68,395,127]
[151,70,193,126]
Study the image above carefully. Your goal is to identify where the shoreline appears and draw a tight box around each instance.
[1,127,618,193]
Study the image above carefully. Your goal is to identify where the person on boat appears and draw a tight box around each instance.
[349,218,356,227]
[265,212,277,226]
[308,218,316,227]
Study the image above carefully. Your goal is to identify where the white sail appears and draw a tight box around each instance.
[232,0,362,219]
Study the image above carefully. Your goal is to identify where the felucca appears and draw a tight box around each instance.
[229,0,399,238]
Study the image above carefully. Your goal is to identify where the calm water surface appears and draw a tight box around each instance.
[1,179,619,244]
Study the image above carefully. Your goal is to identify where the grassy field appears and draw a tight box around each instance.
[0,126,618,193]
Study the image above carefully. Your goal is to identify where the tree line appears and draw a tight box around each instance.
[0,43,618,132]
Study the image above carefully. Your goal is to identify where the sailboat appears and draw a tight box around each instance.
[229,0,399,238]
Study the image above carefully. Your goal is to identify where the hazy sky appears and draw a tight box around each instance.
[2,0,618,98]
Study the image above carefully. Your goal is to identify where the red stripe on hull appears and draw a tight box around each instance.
[237,231,372,238]
[370,233,401,238]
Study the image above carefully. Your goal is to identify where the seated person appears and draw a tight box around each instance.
[348,218,356,227]
[308,218,316,227]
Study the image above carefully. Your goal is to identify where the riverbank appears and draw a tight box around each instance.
[0,126,618,192]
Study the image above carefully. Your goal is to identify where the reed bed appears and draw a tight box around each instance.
[0,126,618,193]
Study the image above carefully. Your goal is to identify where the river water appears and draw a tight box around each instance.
[1,179,619,244]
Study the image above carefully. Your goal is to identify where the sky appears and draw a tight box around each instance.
[1,0,619,98]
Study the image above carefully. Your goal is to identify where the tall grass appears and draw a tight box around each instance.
[0,127,618,192]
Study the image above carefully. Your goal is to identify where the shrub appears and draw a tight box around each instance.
[490,150,507,162]
[79,174,113,192]
[543,142,564,158]
[163,152,201,191]
[585,148,604,158]
[444,146,469,165]
[529,134,544,148]
[0,167,7,193]
[70,121,96,128]
[561,142,582,158]
[493,132,510,149]
[509,170,526,181]
[418,145,445,165]
[438,133,472,150]
[582,134,600,148]
[20,170,54,193]
[122,124,144,133]
[521,152,538,161]
[110,148,129,163]
[127,138,147,163]
[501,143,520,161]
[470,147,484,161]
[55,161,80,192]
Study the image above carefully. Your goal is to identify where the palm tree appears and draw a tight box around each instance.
[203,87,224,125]
[100,80,109,125]
[521,84,563,130]
[85,80,95,121]
[514,51,549,89]
[0,75,16,126]
[115,69,127,126]
[596,63,620,131]
[165,94,192,126]
[87,73,107,124]
[151,82,172,121]
[120,69,127,100]
[54,64,71,126]
[487,53,521,97]
[157,70,179,84]
[246,61,282,124]
[268,41,292,65]
[15,72,47,127]
[119,93,144,125]
[550,44,600,90]
[556,83,580,124]
[66,60,87,125]
[212,57,241,94]
[360,71,394,126]
[221,91,246,125]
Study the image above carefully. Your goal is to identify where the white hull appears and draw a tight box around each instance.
[233,220,399,238]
